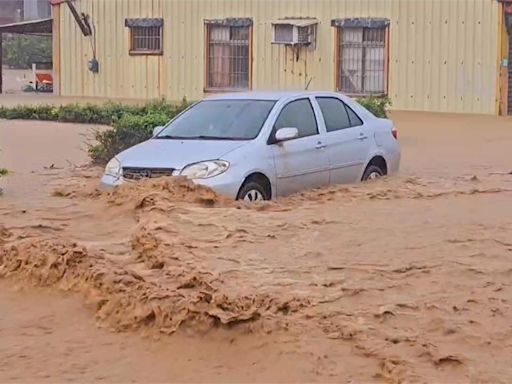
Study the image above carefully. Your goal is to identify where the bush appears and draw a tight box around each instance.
[0,104,92,122]
[0,95,388,165]
[0,98,190,164]
[0,168,5,196]
[88,99,190,164]
[0,99,188,125]
[356,96,391,118]
[89,112,172,164]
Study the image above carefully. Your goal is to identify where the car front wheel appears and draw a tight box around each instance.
[237,181,270,202]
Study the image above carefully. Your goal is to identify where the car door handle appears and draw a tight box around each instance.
[358,134,369,141]
[315,142,327,150]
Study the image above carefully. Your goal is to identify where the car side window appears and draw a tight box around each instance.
[274,99,318,138]
[316,97,352,132]
[345,104,364,127]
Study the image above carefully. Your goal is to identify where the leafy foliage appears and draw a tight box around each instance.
[0,95,388,165]
[0,168,6,196]
[2,34,52,69]
[0,98,190,164]
[88,99,190,164]
[89,112,172,164]
[356,96,391,118]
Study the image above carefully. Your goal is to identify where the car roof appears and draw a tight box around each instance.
[204,91,346,101]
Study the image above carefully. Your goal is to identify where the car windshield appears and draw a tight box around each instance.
[156,99,276,140]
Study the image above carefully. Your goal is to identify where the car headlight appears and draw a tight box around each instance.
[180,160,229,179]
[105,157,121,177]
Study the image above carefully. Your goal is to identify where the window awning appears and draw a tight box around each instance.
[204,18,253,27]
[0,18,52,35]
[271,18,318,27]
[125,18,163,28]
[331,18,390,29]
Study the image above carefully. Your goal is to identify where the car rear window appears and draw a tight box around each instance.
[317,97,363,131]
[316,97,352,132]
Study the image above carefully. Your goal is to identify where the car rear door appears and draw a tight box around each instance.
[269,98,330,197]
[315,97,371,184]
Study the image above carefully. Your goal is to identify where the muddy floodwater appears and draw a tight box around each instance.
[0,112,511,383]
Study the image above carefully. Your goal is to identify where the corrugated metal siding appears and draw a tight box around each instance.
[509,34,512,115]
[59,0,500,114]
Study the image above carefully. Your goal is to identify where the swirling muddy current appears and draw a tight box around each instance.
[1,113,512,383]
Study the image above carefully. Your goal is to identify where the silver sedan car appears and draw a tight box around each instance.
[101,91,400,201]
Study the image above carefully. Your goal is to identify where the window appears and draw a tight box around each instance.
[131,27,162,53]
[317,97,364,131]
[333,18,390,95]
[156,100,276,140]
[125,18,163,55]
[317,98,352,132]
[346,105,363,127]
[206,23,251,90]
[274,99,318,139]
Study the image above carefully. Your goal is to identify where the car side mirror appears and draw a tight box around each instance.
[275,127,299,143]
[152,126,165,137]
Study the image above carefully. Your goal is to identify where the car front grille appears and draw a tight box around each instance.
[122,167,175,180]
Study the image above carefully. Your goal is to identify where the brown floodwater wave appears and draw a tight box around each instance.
[2,166,512,383]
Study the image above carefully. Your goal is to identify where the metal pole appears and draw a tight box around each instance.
[32,63,37,92]
[65,0,91,36]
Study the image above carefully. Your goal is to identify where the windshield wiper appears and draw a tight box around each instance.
[190,135,247,141]
[156,135,191,140]
[157,135,247,141]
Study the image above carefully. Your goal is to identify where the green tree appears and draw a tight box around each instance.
[2,34,52,69]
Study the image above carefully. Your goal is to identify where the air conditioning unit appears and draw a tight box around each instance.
[271,19,317,46]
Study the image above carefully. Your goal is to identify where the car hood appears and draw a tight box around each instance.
[116,138,249,170]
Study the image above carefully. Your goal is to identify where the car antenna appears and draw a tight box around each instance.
[305,76,314,90]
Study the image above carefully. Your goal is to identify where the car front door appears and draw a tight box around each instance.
[269,98,330,197]
[315,97,371,184]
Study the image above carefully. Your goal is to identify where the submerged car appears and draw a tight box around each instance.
[101,91,400,201]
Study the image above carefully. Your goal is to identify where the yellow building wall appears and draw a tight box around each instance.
[499,2,510,115]
[58,0,501,114]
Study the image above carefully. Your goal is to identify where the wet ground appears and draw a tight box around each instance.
[0,111,511,383]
